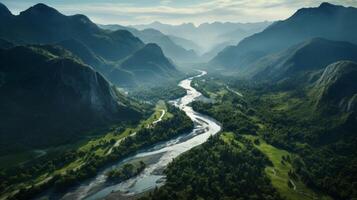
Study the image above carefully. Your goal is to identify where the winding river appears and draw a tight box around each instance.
[60,70,221,200]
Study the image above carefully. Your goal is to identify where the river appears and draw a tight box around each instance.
[60,70,221,200]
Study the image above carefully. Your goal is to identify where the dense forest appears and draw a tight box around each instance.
[1,2,357,200]
[1,105,193,200]
[142,135,283,200]
[190,74,357,199]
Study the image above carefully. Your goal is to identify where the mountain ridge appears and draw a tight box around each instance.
[120,43,178,83]
[243,38,357,84]
[0,45,142,151]
[212,2,357,69]
[313,60,357,113]
[0,3,180,87]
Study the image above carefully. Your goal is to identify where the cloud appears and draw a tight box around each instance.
[2,0,357,25]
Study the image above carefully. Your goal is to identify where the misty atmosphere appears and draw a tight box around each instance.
[0,1,357,200]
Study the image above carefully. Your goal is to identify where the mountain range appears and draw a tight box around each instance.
[133,21,271,57]
[242,38,357,85]
[0,3,178,87]
[212,2,357,69]
[1,1,357,200]
[99,24,199,63]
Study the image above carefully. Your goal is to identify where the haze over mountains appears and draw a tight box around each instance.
[1,1,357,200]
[0,3,178,87]
[99,24,199,63]
[207,2,357,131]
[242,38,357,83]
[133,21,271,54]
[212,2,357,69]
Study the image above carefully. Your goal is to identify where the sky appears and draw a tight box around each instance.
[2,0,357,25]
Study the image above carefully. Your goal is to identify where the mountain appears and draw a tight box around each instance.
[313,61,357,113]
[119,43,178,83]
[0,2,11,18]
[206,25,268,60]
[135,29,198,63]
[243,38,357,84]
[0,45,142,152]
[133,21,196,38]
[201,41,234,61]
[99,24,198,63]
[133,21,271,54]
[167,35,202,54]
[0,3,181,87]
[56,39,108,72]
[0,3,144,61]
[212,2,357,69]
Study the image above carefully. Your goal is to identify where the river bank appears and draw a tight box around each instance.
[60,71,221,200]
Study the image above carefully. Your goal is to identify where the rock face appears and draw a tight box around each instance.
[313,61,357,113]
[0,45,141,150]
[212,2,357,69]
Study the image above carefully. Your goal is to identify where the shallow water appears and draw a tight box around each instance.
[60,71,221,200]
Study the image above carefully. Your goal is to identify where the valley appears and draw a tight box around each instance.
[0,1,356,200]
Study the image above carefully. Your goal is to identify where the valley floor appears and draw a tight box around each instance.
[2,71,354,200]
[142,73,338,200]
[0,100,186,200]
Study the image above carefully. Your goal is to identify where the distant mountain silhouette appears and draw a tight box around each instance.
[0,3,178,87]
[99,24,198,63]
[0,3,143,61]
[120,43,179,83]
[167,34,202,54]
[0,2,12,18]
[133,21,270,54]
[212,2,357,69]
[0,45,142,151]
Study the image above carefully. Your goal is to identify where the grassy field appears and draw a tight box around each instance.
[244,135,331,200]
[0,101,172,200]
[221,132,331,200]
[188,75,336,200]
[78,100,171,157]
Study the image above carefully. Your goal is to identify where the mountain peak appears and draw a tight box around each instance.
[144,43,162,52]
[20,3,62,17]
[319,2,335,8]
[317,2,347,11]
[151,21,163,26]
[292,2,344,18]
[0,2,12,17]
[121,43,176,79]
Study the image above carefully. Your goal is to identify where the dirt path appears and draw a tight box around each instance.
[106,132,137,155]
[225,85,243,97]
[153,109,165,124]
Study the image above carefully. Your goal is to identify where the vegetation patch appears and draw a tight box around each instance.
[107,161,146,182]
